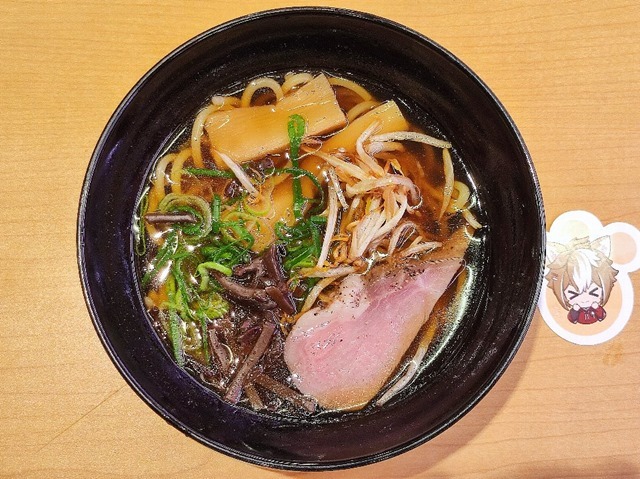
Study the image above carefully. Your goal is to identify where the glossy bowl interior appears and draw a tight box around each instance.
[78,7,545,471]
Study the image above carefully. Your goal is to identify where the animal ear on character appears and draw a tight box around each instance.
[590,235,611,257]
[547,242,568,265]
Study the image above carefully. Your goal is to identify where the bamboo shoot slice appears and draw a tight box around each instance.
[321,101,409,153]
[205,74,347,167]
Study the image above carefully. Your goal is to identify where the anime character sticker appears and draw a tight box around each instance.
[546,236,617,325]
[538,211,640,345]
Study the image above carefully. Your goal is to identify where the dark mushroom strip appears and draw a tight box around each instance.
[145,211,198,224]
[263,243,286,282]
[236,325,261,357]
[265,286,296,315]
[253,373,317,412]
[207,328,231,374]
[244,383,265,411]
[215,274,277,309]
[224,321,276,403]
[233,256,266,282]
[263,244,297,314]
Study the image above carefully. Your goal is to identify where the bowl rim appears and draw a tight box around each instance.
[77,6,546,471]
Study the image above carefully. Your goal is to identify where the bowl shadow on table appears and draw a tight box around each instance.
[281,315,543,478]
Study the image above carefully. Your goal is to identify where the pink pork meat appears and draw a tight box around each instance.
[284,258,462,410]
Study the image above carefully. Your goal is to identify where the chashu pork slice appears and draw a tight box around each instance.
[284,258,462,411]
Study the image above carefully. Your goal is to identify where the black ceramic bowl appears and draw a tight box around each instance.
[78,7,545,471]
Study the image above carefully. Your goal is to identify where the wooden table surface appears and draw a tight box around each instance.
[1,1,638,478]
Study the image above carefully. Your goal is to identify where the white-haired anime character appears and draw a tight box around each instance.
[546,236,618,325]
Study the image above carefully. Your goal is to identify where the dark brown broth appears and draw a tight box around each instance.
[136,73,483,417]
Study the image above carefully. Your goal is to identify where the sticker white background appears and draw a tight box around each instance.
[538,211,640,345]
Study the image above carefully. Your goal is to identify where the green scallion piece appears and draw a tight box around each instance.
[309,215,328,225]
[221,221,255,249]
[287,114,307,220]
[310,222,322,256]
[286,166,326,215]
[198,261,233,277]
[184,167,235,179]
[168,308,184,367]
[171,257,193,310]
[197,261,232,291]
[141,229,178,288]
[288,114,306,163]
[284,246,316,271]
[211,194,221,234]
[197,311,210,365]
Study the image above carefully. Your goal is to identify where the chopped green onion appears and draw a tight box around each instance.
[309,215,328,225]
[272,166,326,215]
[211,194,221,234]
[158,193,212,238]
[199,261,233,276]
[174,205,204,236]
[168,307,184,367]
[287,114,307,220]
[292,183,304,220]
[220,221,255,249]
[184,167,235,179]
[202,241,250,268]
[288,114,305,162]
[171,257,193,307]
[141,229,178,288]
[284,246,316,271]
[310,222,322,256]
[196,292,229,319]
[275,217,327,273]
[284,167,322,189]
[243,195,272,217]
[165,272,177,301]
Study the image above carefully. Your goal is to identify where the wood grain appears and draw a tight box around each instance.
[1,1,638,478]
